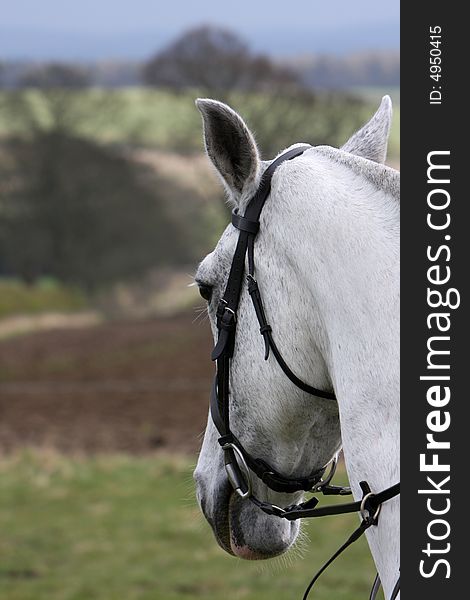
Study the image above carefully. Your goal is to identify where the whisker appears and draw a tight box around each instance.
[193,306,208,324]
[192,306,209,325]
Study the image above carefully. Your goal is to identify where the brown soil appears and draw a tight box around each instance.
[0,313,214,455]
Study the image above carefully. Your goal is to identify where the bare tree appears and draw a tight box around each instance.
[143,25,300,98]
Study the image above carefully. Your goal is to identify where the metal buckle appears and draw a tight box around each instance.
[269,504,287,517]
[360,492,381,522]
[224,306,237,322]
[221,442,252,499]
[310,452,340,492]
[218,300,237,324]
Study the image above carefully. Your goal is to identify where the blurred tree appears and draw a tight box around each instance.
[142,25,365,159]
[0,62,194,290]
[0,62,122,137]
[3,63,92,134]
[237,89,365,157]
[0,134,184,289]
[20,63,90,89]
[143,25,300,98]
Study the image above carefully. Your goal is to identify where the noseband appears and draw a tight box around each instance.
[208,146,400,599]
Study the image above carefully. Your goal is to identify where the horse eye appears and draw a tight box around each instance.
[198,283,213,302]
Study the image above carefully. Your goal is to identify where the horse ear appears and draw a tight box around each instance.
[196,98,260,198]
[341,96,392,164]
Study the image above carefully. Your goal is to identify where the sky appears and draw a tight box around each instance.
[0,0,400,60]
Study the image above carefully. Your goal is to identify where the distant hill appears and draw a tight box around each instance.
[0,60,142,89]
[1,50,399,91]
[287,51,400,89]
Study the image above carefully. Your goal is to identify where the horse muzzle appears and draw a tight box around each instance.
[194,465,299,560]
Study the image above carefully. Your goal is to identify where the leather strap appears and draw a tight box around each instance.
[217,431,327,494]
[247,276,336,399]
[369,574,381,600]
[369,572,400,600]
[231,210,260,234]
[302,518,373,600]
[300,482,401,600]
[390,575,400,600]
[253,481,400,521]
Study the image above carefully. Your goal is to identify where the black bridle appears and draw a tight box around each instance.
[208,145,400,599]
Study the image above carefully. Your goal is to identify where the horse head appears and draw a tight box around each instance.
[193,97,394,560]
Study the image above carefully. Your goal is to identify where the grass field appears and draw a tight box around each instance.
[347,86,400,106]
[0,279,88,320]
[0,452,376,600]
[0,88,400,160]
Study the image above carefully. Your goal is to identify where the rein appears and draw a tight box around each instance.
[208,145,400,599]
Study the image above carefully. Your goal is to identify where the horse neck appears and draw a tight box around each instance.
[270,152,400,593]
[270,151,399,466]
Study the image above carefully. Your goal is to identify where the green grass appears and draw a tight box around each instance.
[0,452,377,600]
[346,86,400,106]
[0,89,203,151]
[0,88,400,159]
[0,279,88,319]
